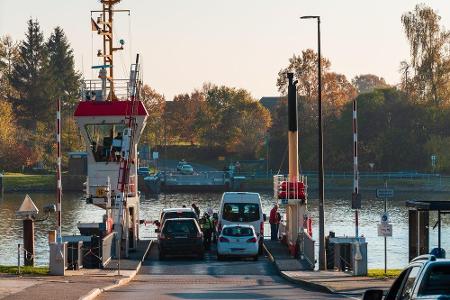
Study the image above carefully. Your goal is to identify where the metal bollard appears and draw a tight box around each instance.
[17,244,21,275]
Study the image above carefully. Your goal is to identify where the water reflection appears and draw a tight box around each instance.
[0,191,448,268]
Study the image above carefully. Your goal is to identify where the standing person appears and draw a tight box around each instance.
[201,213,213,250]
[276,212,282,240]
[269,204,280,241]
[235,161,241,173]
[192,203,200,218]
[211,212,219,243]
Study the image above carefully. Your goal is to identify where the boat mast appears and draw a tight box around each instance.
[93,0,124,101]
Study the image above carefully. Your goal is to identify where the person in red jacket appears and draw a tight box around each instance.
[269,204,280,241]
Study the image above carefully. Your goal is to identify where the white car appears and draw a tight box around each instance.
[217,224,259,261]
[217,192,266,254]
[180,164,194,175]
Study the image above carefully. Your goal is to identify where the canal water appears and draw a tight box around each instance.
[0,191,448,268]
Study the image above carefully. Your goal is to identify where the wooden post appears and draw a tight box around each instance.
[23,219,34,266]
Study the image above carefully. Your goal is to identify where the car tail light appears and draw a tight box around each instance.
[247,237,257,243]
[159,233,166,240]
[260,222,264,236]
[219,236,229,243]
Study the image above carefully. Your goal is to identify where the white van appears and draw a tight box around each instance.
[217,192,266,253]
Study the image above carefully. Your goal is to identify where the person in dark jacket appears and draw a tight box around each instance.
[192,203,200,218]
[269,204,280,241]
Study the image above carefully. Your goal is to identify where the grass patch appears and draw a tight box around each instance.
[0,265,49,275]
[368,269,402,278]
[3,175,55,191]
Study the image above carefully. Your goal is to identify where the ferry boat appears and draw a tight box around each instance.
[70,0,148,266]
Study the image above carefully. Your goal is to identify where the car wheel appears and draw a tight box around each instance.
[217,254,224,261]
[159,251,165,260]
[198,251,205,260]
[253,255,259,261]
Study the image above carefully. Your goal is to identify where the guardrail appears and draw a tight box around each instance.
[235,171,444,180]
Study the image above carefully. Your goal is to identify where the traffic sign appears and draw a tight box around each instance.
[381,213,389,224]
[377,223,393,237]
[376,188,394,198]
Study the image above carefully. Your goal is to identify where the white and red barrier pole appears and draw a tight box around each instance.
[56,98,62,243]
[353,98,359,238]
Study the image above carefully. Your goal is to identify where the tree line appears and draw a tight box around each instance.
[0,19,81,171]
[1,4,450,173]
[270,4,450,173]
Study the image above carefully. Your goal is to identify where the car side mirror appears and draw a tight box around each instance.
[362,289,383,300]
[155,229,160,233]
[263,214,267,222]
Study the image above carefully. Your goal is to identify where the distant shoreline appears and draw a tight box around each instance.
[2,174,450,193]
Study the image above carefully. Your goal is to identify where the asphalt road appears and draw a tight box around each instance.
[98,243,356,300]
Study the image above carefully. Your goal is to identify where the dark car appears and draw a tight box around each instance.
[159,208,198,224]
[363,254,450,300]
[154,208,199,232]
[158,218,204,260]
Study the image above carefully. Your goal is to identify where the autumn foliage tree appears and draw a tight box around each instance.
[0,19,81,171]
[276,49,356,118]
[140,84,166,147]
[401,4,450,105]
[352,74,390,94]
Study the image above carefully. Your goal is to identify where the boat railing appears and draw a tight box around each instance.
[80,78,131,101]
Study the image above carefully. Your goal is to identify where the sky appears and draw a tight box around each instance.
[1,0,450,101]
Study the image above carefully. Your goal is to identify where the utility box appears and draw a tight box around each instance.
[68,152,87,175]
[49,242,67,275]
[328,237,368,276]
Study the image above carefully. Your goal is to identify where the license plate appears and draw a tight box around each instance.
[174,236,188,239]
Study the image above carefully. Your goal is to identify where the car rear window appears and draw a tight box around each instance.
[222,226,254,237]
[163,211,197,221]
[419,263,450,296]
[163,220,198,235]
[222,203,260,222]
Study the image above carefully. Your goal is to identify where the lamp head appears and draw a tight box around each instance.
[300,15,320,20]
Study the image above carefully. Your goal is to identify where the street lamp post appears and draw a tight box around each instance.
[301,15,326,270]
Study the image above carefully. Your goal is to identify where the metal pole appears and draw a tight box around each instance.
[317,16,326,271]
[56,98,62,244]
[266,134,269,178]
[417,210,421,257]
[117,232,121,276]
[384,179,387,274]
[353,96,359,238]
[17,243,20,275]
[0,173,3,198]
[438,210,441,257]
[287,72,299,249]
